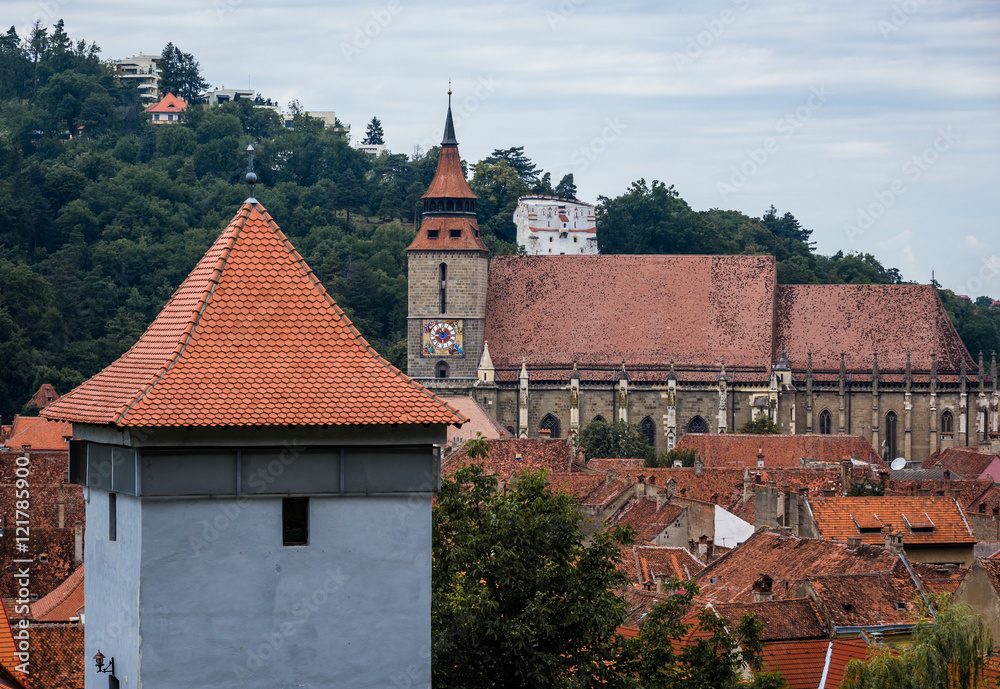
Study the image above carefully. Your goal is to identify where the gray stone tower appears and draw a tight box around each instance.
[406,93,489,393]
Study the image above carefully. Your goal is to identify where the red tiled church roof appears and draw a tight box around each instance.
[775,284,975,374]
[485,255,777,372]
[32,566,84,622]
[3,415,72,451]
[675,433,881,468]
[43,202,465,429]
[421,146,476,200]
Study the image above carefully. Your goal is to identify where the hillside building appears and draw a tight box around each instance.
[514,196,598,255]
[115,53,160,104]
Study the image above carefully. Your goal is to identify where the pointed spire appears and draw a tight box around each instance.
[667,360,677,382]
[839,351,846,377]
[717,361,727,382]
[519,357,529,380]
[441,86,458,147]
[617,359,630,382]
[570,360,580,381]
[775,347,789,371]
[806,351,813,376]
[872,352,879,381]
[979,351,985,389]
[478,340,494,371]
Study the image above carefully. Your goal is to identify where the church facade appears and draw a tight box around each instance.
[408,105,997,465]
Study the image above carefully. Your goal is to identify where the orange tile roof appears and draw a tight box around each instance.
[27,625,83,689]
[484,255,777,372]
[675,433,881,469]
[441,396,510,446]
[760,638,873,689]
[0,600,27,688]
[924,447,1000,480]
[776,284,976,375]
[42,202,465,428]
[3,415,71,451]
[406,215,488,252]
[143,92,187,113]
[617,545,703,587]
[421,146,477,200]
[442,437,572,477]
[806,496,976,546]
[607,497,684,542]
[31,566,84,622]
[715,598,828,641]
[805,569,923,627]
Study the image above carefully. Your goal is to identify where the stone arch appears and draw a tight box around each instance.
[435,361,449,379]
[539,413,561,438]
[885,410,898,460]
[941,409,954,434]
[686,416,709,434]
[641,416,656,448]
[592,414,606,424]
[819,409,833,435]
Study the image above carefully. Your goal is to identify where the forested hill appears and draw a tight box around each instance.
[1,23,997,422]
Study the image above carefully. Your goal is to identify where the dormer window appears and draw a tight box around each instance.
[450,229,462,238]
[427,230,439,239]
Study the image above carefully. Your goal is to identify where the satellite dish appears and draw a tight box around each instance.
[890,457,907,471]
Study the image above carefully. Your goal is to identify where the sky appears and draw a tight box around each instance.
[10,0,1000,296]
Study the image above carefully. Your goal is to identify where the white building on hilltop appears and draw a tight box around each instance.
[514,196,598,255]
[115,53,160,104]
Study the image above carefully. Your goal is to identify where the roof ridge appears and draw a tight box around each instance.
[257,206,467,424]
[32,566,84,619]
[112,204,249,424]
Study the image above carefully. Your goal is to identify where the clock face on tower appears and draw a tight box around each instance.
[422,319,465,357]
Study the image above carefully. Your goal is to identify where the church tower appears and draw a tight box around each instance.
[407,93,489,393]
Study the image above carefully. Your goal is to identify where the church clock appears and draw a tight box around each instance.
[422,319,464,357]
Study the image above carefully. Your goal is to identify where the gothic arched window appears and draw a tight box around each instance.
[435,361,449,379]
[941,409,954,434]
[819,409,832,435]
[641,416,656,448]
[885,411,898,460]
[539,413,561,438]
[592,415,606,425]
[686,416,709,434]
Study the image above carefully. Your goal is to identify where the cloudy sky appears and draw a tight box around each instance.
[11,0,1000,296]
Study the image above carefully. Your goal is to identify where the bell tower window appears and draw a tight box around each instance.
[436,361,449,378]
[439,263,447,313]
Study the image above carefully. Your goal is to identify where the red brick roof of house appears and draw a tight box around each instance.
[2,416,71,451]
[31,566,83,622]
[484,254,777,375]
[924,447,1000,479]
[806,495,976,546]
[715,598,828,641]
[675,433,882,469]
[775,284,976,376]
[804,569,924,627]
[888,476,993,510]
[606,497,684,542]
[617,545,704,588]
[28,624,83,689]
[441,396,510,446]
[760,638,874,689]
[694,530,904,605]
[442,437,573,477]
[28,383,60,409]
[42,202,465,429]
[0,601,27,688]
[143,92,186,114]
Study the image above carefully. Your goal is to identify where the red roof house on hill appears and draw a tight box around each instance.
[2,415,72,451]
[143,92,186,125]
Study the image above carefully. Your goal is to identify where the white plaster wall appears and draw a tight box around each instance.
[137,495,432,688]
[714,505,754,549]
[86,490,141,689]
[514,198,598,255]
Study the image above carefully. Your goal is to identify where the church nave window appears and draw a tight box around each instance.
[539,413,561,438]
[941,409,954,434]
[819,409,832,435]
[686,416,709,434]
[641,416,656,448]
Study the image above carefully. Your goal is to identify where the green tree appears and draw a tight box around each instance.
[482,145,538,186]
[579,418,653,459]
[646,447,699,469]
[840,595,994,689]
[846,479,886,496]
[555,172,578,200]
[597,179,712,255]
[469,159,531,246]
[433,463,632,688]
[362,116,384,145]
[158,42,208,104]
[738,417,782,434]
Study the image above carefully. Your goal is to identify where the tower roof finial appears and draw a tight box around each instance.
[245,142,257,203]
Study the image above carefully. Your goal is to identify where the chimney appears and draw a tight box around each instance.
[576,448,586,465]
[74,522,84,564]
[840,460,851,494]
[706,538,715,560]
[847,536,861,549]
[698,534,708,557]
[694,455,703,476]
[757,447,765,468]
[666,479,677,499]
[752,574,774,602]
[656,490,667,511]
[672,459,682,468]
[57,484,65,529]
[655,573,667,593]
[943,469,951,494]
[882,523,904,555]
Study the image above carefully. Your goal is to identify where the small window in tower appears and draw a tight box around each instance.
[427,230,439,239]
[109,493,117,542]
[446,200,454,211]
[436,361,449,378]
[573,236,578,243]
[450,229,462,238]
[283,497,309,546]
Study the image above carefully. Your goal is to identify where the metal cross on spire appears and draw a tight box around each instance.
[245,142,257,203]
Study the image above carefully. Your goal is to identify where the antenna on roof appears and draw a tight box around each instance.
[245,143,257,203]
